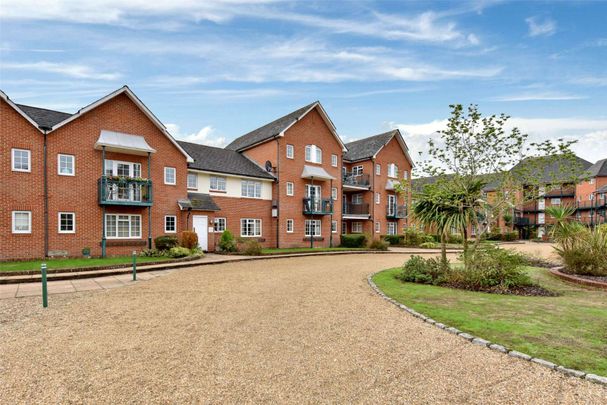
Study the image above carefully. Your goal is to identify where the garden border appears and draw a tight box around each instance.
[549,266,607,291]
[366,270,607,387]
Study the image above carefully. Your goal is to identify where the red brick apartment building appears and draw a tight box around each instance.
[575,158,607,226]
[2,90,415,259]
[1,86,193,260]
[342,130,413,237]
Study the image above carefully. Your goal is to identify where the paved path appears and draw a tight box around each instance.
[1,254,604,403]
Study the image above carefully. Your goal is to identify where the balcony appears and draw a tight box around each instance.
[302,198,333,215]
[342,203,370,219]
[543,186,576,198]
[576,200,607,210]
[343,172,371,190]
[386,204,407,219]
[98,176,153,206]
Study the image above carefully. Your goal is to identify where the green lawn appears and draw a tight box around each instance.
[0,256,173,273]
[261,247,368,255]
[373,267,607,376]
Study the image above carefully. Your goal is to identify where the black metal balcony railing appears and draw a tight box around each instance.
[386,203,407,219]
[342,203,370,216]
[342,172,370,188]
[302,198,333,215]
[98,176,153,206]
[576,200,607,210]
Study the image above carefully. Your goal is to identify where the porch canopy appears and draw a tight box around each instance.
[95,130,156,156]
[301,165,335,181]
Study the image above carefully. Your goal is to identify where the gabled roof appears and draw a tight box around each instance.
[344,129,414,166]
[15,104,72,128]
[511,154,593,184]
[178,141,274,180]
[586,158,607,178]
[226,101,346,152]
[1,89,45,131]
[49,86,193,162]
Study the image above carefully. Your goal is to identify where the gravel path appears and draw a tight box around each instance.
[1,254,604,403]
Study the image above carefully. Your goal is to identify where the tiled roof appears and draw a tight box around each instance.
[586,158,607,178]
[178,141,274,179]
[344,130,396,162]
[226,102,317,151]
[180,193,221,211]
[597,184,607,193]
[511,154,593,183]
[15,104,72,128]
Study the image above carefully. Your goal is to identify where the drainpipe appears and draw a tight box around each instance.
[42,128,50,258]
[310,176,314,249]
[371,158,376,237]
[275,138,280,249]
[329,178,333,248]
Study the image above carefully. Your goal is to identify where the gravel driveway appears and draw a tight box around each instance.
[1,254,605,403]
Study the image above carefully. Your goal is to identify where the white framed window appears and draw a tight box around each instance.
[332,187,338,201]
[187,173,198,189]
[210,176,227,191]
[58,212,75,233]
[352,165,363,175]
[305,145,322,164]
[305,219,321,236]
[12,211,31,234]
[164,167,176,185]
[388,163,398,178]
[331,154,338,167]
[589,193,595,201]
[286,219,294,233]
[352,222,363,233]
[551,198,561,206]
[58,154,75,176]
[538,213,545,225]
[286,182,294,196]
[376,164,381,175]
[286,144,294,159]
[341,222,347,234]
[375,221,380,233]
[590,178,595,185]
[241,180,262,198]
[387,222,397,235]
[375,192,380,204]
[164,215,176,233]
[241,218,262,237]
[403,170,409,180]
[11,148,31,172]
[105,214,141,239]
[332,220,337,233]
[104,160,141,178]
[352,193,363,204]
[214,217,226,232]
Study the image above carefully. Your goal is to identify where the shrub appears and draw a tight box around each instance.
[451,246,531,290]
[419,241,438,249]
[140,248,166,257]
[397,255,448,285]
[555,226,607,276]
[243,239,263,256]
[446,233,463,244]
[369,239,389,251]
[167,246,191,258]
[180,230,198,249]
[502,232,518,241]
[340,234,368,248]
[155,235,179,251]
[218,230,238,252]
[486,232,502,241]
[383,234,404,245]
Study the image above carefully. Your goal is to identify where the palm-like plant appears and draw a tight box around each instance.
[545,205,577,241]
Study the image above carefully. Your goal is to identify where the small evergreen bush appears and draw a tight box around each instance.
[243,239,263,256]
[155,235,179,251]
[369,239,389,251]
[218,230,238,252]
[340,234,368,248]
[168,246,191,258]
[180,230,198,249]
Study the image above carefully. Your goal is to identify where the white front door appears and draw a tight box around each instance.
[192,215,208,251]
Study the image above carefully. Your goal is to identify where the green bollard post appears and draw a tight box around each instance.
[132,251,137,281]
[41,263,48,308]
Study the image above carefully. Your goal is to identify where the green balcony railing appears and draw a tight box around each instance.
[98,176,153,206]
[386,203,407,219]
[303,198,333,215]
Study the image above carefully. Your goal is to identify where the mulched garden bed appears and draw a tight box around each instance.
[443,282,558,297]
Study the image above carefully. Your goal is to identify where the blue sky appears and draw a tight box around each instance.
[1,0,606,163]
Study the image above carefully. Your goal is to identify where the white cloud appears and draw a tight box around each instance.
[526,16,557,37]
[167,123,227,147]
[389,116,607,167]
[571,76,607,87]
[1,61,120,80]
[490,92,586,102]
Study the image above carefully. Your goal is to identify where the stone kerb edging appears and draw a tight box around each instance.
[366,271,607,387]
[549,266,607,291]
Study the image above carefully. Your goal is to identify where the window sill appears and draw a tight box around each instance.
[103,240,147,247]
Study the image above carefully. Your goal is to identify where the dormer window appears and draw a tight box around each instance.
[305,145,322,164]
